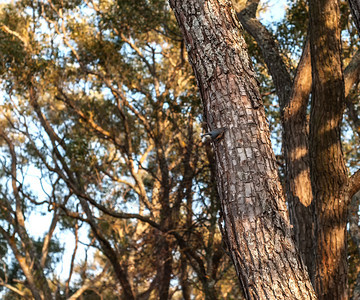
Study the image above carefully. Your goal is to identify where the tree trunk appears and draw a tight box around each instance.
[156,235,172,300]
[309,0,348,299]
[236,0,292,110]
[180,254,191,300]
[235,1,316,278]
[169,0,317,298]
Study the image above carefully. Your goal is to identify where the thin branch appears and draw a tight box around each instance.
[65,222,79,298]
[40,207,59,267]
[42,1,81,62]
[0,24,29,48]
[0,226,43,300]
[67,263,110,300]
[0,279,26,297]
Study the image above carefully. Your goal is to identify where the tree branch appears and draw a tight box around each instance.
[348,0,360,33]
[40,207,59,267]
[349,169,360,199]
[344,50,360,97]
[67,263,109,300]
[0,280,26,297]
[0,24,29,48]
[236,0,292,109]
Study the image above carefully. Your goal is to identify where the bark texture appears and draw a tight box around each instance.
[309,0,348,299]
[344,50,360,97]
[349,191,360,300]
[234,0,315,275]
[169,0,317,299]
[348,0,360,33]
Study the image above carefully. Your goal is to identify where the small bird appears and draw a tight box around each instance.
[201,127,227,142]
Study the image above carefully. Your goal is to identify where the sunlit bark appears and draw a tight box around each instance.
[309,0,348,298]
[283,39,314,281]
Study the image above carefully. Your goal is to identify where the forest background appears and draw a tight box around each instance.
[0,0,359,299]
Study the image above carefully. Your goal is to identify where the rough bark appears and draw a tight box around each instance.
[236,2,360,285]
[348,0,360,33]
[344,50,360,140]
[157,149,173,300]
[234,1,315,277]
[169,0,317,299]
[156,236,172,300]
[0,129,54,300]
[180,254,191,300]
[309,0,349,299]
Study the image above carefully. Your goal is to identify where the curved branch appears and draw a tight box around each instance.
[236,0,292,109]
[67,263,110,300]
[344,50,360,97]
[0,280,26,297]
[0,24,29,48]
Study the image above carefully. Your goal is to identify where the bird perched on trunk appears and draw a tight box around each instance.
[201,127,227,142]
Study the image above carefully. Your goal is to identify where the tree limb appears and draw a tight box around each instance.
[236,0,292,109]
[0,279,26,297]
[349,170,360,199]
